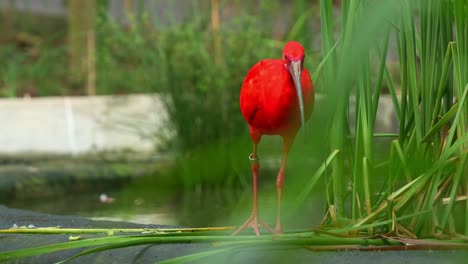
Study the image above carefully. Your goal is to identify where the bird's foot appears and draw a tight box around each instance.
[274,225,282,235]
[232,214,273,236]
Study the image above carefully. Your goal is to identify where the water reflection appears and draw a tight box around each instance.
[92,213,177,226]
[5,172,326,230]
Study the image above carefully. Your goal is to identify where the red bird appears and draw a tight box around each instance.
[234,41,314,235]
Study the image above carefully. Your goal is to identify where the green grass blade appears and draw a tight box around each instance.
[0,226,235,235]
[362,157,372,233]
[331,209,431,234]
[56,240,163,264]
[312,37,340,81]
[392,140,412,182]
[393,175,430,211]
[444,84,468,154]
[286,10,310,41]
[440,153,468,229]
[158,246,244,264]
[430,42,454,126]
[0,236,158,262]
[402,0,423,143]
[353,175,424,228]
[421,101,459,143]
[371,29,391,126]
[384,66,402,121]
[295,149,340,207]
[373,133,399,138]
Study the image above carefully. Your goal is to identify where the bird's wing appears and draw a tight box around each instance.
[240,61,265,124]
[240,59,287,129]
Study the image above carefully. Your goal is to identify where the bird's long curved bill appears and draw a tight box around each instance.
[289,60,305,128]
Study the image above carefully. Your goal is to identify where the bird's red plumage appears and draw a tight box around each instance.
[239,55,314,142]
[234,41,315,235]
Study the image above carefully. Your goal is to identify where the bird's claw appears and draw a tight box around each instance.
[232,214,273,236]
[274,226,283,235]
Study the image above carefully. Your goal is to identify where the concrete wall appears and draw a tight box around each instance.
[0,94,168,154]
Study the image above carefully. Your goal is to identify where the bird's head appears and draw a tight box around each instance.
[282,41,306,128]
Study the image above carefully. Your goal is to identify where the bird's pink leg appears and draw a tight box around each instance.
[275,138,292,234]
[232,144,272,236]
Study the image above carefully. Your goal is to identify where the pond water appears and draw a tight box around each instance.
[5,173,325,230]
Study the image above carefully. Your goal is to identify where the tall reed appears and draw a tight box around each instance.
[310,0,468,237]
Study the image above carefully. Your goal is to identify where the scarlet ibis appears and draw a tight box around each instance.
[234,41,314,235]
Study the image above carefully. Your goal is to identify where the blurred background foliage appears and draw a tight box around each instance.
[0,0,326,191]
[0,0,321,151]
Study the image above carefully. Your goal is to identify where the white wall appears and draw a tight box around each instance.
[0,94,169,154]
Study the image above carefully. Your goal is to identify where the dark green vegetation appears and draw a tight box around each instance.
[0,0,467,263]
[318,0,468,238]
